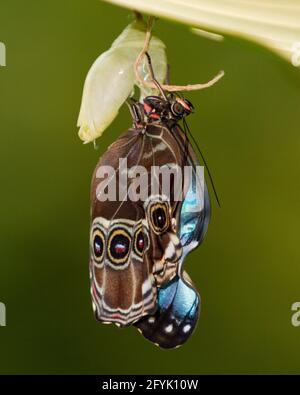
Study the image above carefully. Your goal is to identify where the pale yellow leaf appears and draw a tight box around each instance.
[103,0,300,65]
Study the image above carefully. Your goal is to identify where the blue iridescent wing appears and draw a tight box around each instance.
[135,273,199,348]
[179,165,210,263]
[135,145,210,348]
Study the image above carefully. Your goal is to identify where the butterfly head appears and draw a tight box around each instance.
[169,96,194,120]
[143,95,194,122]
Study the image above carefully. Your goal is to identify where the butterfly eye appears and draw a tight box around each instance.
[171,102,184,117]
[92,228,105,264]
[108,229,131,265]
[150,203,169,234]
[184,99,194,111]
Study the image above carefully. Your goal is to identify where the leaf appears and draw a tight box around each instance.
[103,0,300,65]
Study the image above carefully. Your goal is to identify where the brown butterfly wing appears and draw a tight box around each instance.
[90,124,186,327]
[90,129,157,326]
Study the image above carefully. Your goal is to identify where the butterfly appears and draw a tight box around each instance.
[89,54,212,349]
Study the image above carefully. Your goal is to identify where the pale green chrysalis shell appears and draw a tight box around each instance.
[77,21,167,143]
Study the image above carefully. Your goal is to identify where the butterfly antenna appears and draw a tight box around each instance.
[183,118,221,207]
[180,120,190,201]
[165,64,171,85]
[182,120,189,167]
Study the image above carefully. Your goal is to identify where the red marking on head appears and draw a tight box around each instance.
[150,113,160,120]
[143,103,152,114]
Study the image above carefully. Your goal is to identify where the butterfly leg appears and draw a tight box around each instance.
[126,99,145,130]
[165,64,171,85]
[145,52,167,100]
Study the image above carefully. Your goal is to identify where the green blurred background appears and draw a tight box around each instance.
[0,0,300,374]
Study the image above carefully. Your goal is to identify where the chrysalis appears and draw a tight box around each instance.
[77,21,167,143]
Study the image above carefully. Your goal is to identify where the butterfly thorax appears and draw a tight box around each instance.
[129,94,194,129]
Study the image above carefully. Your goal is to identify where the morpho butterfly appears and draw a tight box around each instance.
[90,53,211,349]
